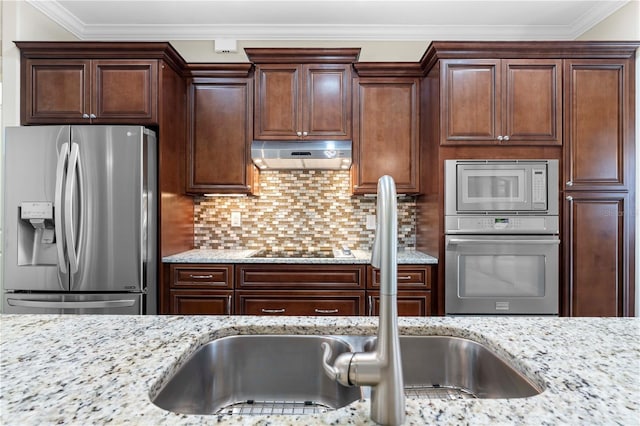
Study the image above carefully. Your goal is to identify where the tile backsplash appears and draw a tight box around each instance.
[194,170,416,251]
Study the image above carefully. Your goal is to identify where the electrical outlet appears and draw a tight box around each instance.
[366,214,376,230]
[231,211,241,227]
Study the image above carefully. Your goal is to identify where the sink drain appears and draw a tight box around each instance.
[216,400,334,415]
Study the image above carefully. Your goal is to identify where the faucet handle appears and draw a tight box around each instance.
[320,342,353,386]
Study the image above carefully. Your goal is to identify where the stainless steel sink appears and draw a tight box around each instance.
[364,335,543,399]
[151,335,362,415]
[151,334,542,416]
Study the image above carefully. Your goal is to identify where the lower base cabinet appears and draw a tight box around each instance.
[367,291,432,316]
[236,290,365,316]
[169,290,233,315]
[164,263,435,316]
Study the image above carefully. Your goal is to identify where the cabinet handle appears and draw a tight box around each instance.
[296,131,303,137]
[189,274,213,279]
[566,195,573,201]
[261,308,285,314]
[89,113,96,119]
[503,135,510,141]
[314,308,339,314]
[82,113,90,119]
[398,275,412,280]
[497,135,504,141]
[226,295,232,316]
[566,181,573,187]
[368,295,373,316]
[302,131,308,137]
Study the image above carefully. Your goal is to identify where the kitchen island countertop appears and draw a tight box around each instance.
[1,315,638,425]
[162,248,437,264]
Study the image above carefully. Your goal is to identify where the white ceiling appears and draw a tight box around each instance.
[27,0,630,41]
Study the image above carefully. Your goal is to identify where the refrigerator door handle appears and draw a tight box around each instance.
[55,143,69,276]
[6,298,137,309]
[65,143,80,274]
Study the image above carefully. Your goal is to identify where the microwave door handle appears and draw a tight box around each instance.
[55,143,69,277]
[447,238,560,245]
[64,143,80,274]
[6,299,137,309]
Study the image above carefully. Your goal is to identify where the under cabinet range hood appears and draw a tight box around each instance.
[251,140,352,170]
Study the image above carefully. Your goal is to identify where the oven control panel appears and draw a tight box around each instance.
[445,215,559,234]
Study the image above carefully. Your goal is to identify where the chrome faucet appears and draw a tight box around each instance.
[321,175,405,425]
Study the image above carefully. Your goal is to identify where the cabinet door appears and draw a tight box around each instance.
[441,60,501,144]
[236,290,365,315]
[503,59,562,145]
[564,60,631,191]
[368,292,432,316]
[368,265,432,290]
[92,60,158,124]
[187,78,253,193]
[169,290,233,315]
[254,64,300,139]
[353,77,420,194]
[172,265,233,289]
[302,64,351,139]
[22,59,90,124]
[564,192,631,316]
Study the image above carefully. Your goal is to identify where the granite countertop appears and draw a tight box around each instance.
[1,315,638,425]
[162,249,438,264]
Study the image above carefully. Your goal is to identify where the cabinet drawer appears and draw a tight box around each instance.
[236,291,365,316]
[367,291,432,316]
[169,290,233,315]
[171,265,233,289]
[368,265,432,290]
[236,264,365,290]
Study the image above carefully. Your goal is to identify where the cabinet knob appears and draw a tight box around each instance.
[566,181,573,187]
[89,113,96,119]
[503,135,510,141]
[296,131,302,137]
[497,135,504,141]
[302,131,308,137]
[566,195,573,201]
[82,113,90,119]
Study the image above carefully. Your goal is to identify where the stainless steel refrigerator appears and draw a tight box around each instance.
[2,126,156,314]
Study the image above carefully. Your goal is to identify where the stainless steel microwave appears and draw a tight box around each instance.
[445,160,559,215]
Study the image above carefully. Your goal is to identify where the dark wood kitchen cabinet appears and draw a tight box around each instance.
[562,56,635,317]
[185,65,255,194]
[167,264,234,315]
[235,264,366,316]
[367,265,434,316]
[246,48,359,141]
[21,57,158,124]
[440,59,562,146]
[352,70,421,194]
[563,193,631,317]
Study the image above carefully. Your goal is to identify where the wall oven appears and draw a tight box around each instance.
[444,160,560,315]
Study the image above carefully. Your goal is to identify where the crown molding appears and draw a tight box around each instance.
[26,0,631,42]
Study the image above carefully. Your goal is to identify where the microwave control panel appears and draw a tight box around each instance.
[446,215,559,234]
[531,167,547,208]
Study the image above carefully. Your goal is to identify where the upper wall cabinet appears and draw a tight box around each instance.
[185,65,255,194]
[563,59,632,191]
[352,73,420,195]
[440,59,562,146]
[22,58,158,125]
[246,48,360,141]
[17,42,187,126]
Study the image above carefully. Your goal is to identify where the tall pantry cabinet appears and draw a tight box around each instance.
[418,42,638,317]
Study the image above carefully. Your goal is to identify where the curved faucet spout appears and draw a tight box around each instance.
[320,175,405,425]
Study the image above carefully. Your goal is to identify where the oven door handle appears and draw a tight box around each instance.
[447,238,560,245]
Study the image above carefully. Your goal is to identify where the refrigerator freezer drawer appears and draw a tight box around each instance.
[3,293,143,314]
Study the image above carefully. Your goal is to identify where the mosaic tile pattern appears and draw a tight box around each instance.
[194,170,416,250]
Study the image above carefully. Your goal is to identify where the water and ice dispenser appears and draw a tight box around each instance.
[18,202,57,266]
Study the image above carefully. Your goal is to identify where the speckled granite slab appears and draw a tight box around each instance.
[162,249,438,264]
[1,315,638,425]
